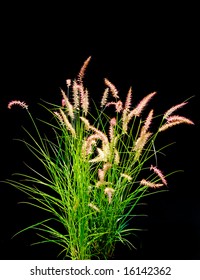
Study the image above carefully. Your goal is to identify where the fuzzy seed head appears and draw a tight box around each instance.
[120,173,132,181]
[131,91,157,117]
[150,165,167,185]
[140,179,163,189]
[104,187,115,203]
[163,102,188,119]
[88,203,100,212]
[78,56,91,84]
[8,100,28,110]
[124,86,132,112]
[100,87,109,107]
[104,78,119,99]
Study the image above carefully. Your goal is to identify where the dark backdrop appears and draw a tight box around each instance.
[1,4,200,260]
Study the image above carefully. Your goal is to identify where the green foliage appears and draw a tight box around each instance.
[3,57,194,259]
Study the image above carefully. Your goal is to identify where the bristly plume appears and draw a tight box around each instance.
[104,187,115,204]
[80,116,90,130]
[76,83,89,115]
[140,179,163,188]
[114,148,120,164]
[104,78,119,99]
[54,111,64,124]
[88,203,100,212]
[166,115,194,125]
[100,87,109,107]
[140,109,154,136]
[109,117,117,141]
[89,147,107,163]
[72,80,80,110]
[106,101,123,113]
[98,169,105,182]
[89,126,109,145]
[130,91,157,117]
[150,165,167,185]
[82,134,98,158]
[59,109,76,137]
[77,56,92,84]
[124,86,132,112]
[163,101,188,119]
[60,88,74,119]
[120,173,132,181]
[123,92,157,131]
[159,115,194,132]
[98,162,112,183]
[8,100,28,110]
[133,132,152,161]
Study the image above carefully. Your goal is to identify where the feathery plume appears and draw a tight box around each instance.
[60,88,74,119]
[140,179,163,189]
[80,116,90,130]
[54,111,64,124]
[140,109,154,136]
[120,173,132,181]
[89,147,107,163]
[124,86,132,112]
[89,126,109,145]
[88,203,100,212]
[100,87,109,107]
[98,162,112,182]
[150,165,167,185]
[8,100,28,110]
[96,181,112,188]
[109,117,117,141]
[104,187,115,204]
[98,169,105,182]
[166,115,194,125]
[163,102,188,119]
[59,109,76,137]
[83,88,89,116]
[104,78,119,99]
[114,148,120,165]
[76,83,89,115]
[133,132,152,161]
[72,80,80,110]
[159,115,194,132]
[122,110,129,133]
[81,135,98,158]
[103,162,112,172]
[129,91,157,118]
[77,56,91,84]
[106,101,123,113]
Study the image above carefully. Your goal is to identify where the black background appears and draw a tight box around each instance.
[1,4,200,260]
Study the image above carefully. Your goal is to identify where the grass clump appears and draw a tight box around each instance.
[4,56,194,259]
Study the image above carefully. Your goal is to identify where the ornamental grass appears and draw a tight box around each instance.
[3,56,194,259]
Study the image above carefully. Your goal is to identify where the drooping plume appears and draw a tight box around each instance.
[140,179,163,188]
[159,115,194,132]
[163,101,188,119]
[8,100,28,110]
[104,78,119,99]
[150,165,167,185]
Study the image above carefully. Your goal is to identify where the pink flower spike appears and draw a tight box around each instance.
[166,115,194,125]
[104,78,119,99]
[150,165,167,185]
[8,100,28,110]
[132,91,156,117]
[163,102,188,119]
